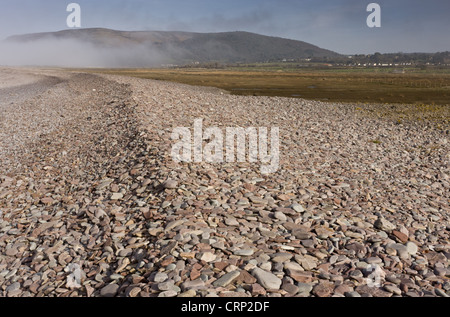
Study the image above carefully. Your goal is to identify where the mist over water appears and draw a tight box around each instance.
[0,38,171,68]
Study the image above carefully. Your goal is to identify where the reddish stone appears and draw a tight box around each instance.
[132,276,145,284]
[214,262,228,271]
[85,285,95,297]
[141,207,152,219]
[192,263,203,270]
[313,282,334,297]
[243,183,257,192]
[160,255,175,267]
[334,284,351,295]
[277,194,294,201]
[392,230,408,243]
[317,263,330,272]
[237,270,257,284]
[87,268,99,278]
[30,228,41,238]
[110,184,120,192]
[190,263,203,280]
[286,269,313,283]
[228,258,240,267]
[41,197,54,205]
[29,282,40,294]
[251,283,266,296]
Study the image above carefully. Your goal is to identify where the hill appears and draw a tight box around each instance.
[5,28,341,66]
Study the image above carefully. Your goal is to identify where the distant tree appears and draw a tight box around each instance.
[371,52,382,64]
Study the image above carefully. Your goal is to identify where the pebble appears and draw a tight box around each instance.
[127,287,141,298]
[158,290,178,297]
[158,280,176,291]
[386,275,402,285]
[154,272,169,283]
[213,270,241,287]
[198,252,216,263]
[384,284,402,295]
[386,243,410,259]
[285,269,313,284]
[291,204,306,213]
[406,242,419,255]
[315,227,333,239]
[179,289,197,297]
[313,282,334,297]
[435,288,449,297]
[252,267,282,290]
[345,291,361,297]
[297,283,313,295]
[301,240,315,248]
[162,179,178,189]
[366,257,383,265]
[296,254,318,270]
[234,249,254,257]
[238,271,257,284]
[284,261,304,272]
[392,230,409,243]
[251,283,266,296]
[374,217,396,232]
[6,247,18,257]
[271,252,293,263]
[282,282,299,295]
[225,218,240,226]
[110,193,123,200]
[100,284,119,297]
[6,282,21,294]
[165,220,185,232]
[249,196,267,204]
[274,212,287,222]
[334,284,351,295]
[434,266,448,277]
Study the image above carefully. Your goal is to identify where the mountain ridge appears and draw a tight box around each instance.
[6,28,341,66]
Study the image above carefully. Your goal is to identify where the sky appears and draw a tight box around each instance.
[0,0,449,54]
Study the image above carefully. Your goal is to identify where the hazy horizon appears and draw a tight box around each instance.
[5,27,450,56]
[0,0,449,55]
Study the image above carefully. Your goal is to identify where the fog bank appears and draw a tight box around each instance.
[0,38,171,68]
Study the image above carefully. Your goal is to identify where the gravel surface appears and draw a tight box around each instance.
[0,67,44,89]
[0,67,449,297]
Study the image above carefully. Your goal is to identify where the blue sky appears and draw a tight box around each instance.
[0,0,449,54]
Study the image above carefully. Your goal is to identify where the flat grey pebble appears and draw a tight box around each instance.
[100,284,119,297]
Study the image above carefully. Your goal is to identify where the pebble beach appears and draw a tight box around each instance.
[0,67,448,297]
